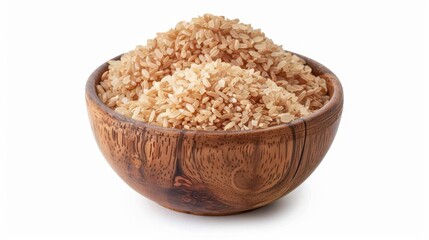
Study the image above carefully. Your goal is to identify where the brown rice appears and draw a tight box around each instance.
[97,14,330,131]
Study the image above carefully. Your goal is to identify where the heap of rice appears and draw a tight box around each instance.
[97,14,330,131]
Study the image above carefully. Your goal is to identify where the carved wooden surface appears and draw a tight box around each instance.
[85,53,343,215]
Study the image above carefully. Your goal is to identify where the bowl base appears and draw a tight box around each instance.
[159,204,262,216]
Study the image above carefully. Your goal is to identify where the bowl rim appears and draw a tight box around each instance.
[86,52,343,136]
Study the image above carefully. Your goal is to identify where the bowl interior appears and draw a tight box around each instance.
[86,53,343,135]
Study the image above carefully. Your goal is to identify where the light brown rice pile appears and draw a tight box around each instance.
[97,14,330,131]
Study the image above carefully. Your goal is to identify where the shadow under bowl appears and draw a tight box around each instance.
[85,53,343,215]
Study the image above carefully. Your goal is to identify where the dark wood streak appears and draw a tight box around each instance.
[292,120,307,179]
[136,127,147,183]
[85,52,343,215]
[174,131,185,177]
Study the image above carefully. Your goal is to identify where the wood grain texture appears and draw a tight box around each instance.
[85,53,343,215]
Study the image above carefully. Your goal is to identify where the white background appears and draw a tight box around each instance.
[1,0,428,239]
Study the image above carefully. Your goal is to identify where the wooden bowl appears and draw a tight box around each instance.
[85,53,343,215]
